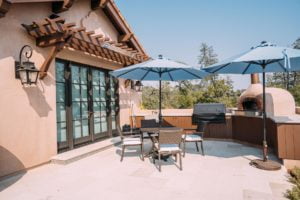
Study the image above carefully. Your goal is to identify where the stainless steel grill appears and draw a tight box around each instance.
[192,103,226,125]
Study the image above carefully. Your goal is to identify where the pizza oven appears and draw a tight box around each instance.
[237,74,296,116]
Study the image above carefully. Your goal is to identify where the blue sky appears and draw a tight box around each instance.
[115,0,300,89]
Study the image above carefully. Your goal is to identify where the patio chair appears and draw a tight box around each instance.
[117,126,144,162]
[141,119,158,139]
[154,129,183,171]
[141,119,158,128]
[182,122,206,157]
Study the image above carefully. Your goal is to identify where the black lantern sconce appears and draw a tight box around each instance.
[15,45,40,85]
[134,81,143,92]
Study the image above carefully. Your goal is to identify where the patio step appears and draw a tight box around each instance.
[51,137,121,165]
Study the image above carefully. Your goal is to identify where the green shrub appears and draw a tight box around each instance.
[286,167,300,200]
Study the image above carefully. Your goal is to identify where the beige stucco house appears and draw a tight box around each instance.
[0,0,147,178]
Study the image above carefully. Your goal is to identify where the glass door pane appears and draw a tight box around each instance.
[71,64,90,144]
[56,61,68,150]
[92,70,108,138]
[110,76,118,131]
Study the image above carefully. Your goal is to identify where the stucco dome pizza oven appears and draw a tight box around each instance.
[236,74,296,116]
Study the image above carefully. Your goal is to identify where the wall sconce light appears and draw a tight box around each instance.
[134,81,143,92]
[15,45,39,85]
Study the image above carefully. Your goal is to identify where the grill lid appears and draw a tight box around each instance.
[193,103,226,115]
[192,103,226,125]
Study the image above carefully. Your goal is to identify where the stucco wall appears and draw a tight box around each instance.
[0,0,133,178]
[118,79,142,126]
[0,2,56,178]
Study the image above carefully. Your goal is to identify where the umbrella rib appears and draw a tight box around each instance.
[242,63,252,74]
[140,67,151,71]
[140,70,151,81]
[266,59,281,65]
[150,68,160,73]
[211,63,231,73]
[115,68,139,78]
[277,61,287,72]
[181,69,203,79]
[167,71,174,81]
[167,69,178,72]
[247,61,260,65]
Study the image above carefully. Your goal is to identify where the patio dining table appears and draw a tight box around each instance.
[140,126,181,134]
[140,127,183,160]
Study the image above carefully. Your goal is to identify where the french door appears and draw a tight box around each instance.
[55,59,119,151]
[91,69,109,140]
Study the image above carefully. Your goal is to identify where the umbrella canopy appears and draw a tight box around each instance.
[204,41,300,74]
[110,55,208,125]
[203,41,300,169]
[110,55,208,81]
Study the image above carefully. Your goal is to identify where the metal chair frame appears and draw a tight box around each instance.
[117,126,144,162]
[182,122,206,157]
[153,129,183,172]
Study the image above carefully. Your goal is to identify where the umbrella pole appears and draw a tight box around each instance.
[262,69,268,161]
[159,78,162,126]
[250,65,281,171]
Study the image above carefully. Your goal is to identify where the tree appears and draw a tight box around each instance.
[174,81,195,108]
[141,43,240,109]
[141,82,179,110]
[194,76,238,107]
[161,82,178,109]
[141,86,158,109]
[198,43,238,107]
[293,37,300,49]
[198,43,218,67]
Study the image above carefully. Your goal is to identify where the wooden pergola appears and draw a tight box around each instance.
[22,15,148,79]
[1,0,149,79]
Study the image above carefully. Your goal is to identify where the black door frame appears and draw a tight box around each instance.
[55,58,120,152]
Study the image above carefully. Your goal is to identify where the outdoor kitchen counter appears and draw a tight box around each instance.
[132,112,233,138]
[133,111,233,117]
[132,112,300,160]
[132,111,300,125]
[270,115,300,124]
[231,114,300,124]
[231,114,300,161]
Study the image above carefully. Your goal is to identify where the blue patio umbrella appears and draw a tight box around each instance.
[110,55,208,125]
[204,41,300,170]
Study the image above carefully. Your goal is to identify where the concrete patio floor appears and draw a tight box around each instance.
[0,140,292,200]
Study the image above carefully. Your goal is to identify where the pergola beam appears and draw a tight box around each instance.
[91,0,109,10]
[39,42,65,79]
[52,0,74,13]
[0,0,11,18]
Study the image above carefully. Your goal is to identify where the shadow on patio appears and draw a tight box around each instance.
[0,146,27,192]
[114,139,280,164]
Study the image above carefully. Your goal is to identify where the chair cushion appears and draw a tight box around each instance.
[182,134,203,142]
[150,133,158,137]
[123,138,142,145]
[155,143,180,152]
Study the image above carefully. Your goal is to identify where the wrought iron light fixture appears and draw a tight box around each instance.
[134,81,143,92]
[15,45,40,85]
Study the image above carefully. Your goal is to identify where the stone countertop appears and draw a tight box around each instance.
[132,112,300,124]
[132,113,233,117]
[270,115,300,124]
[231,113,300,124]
